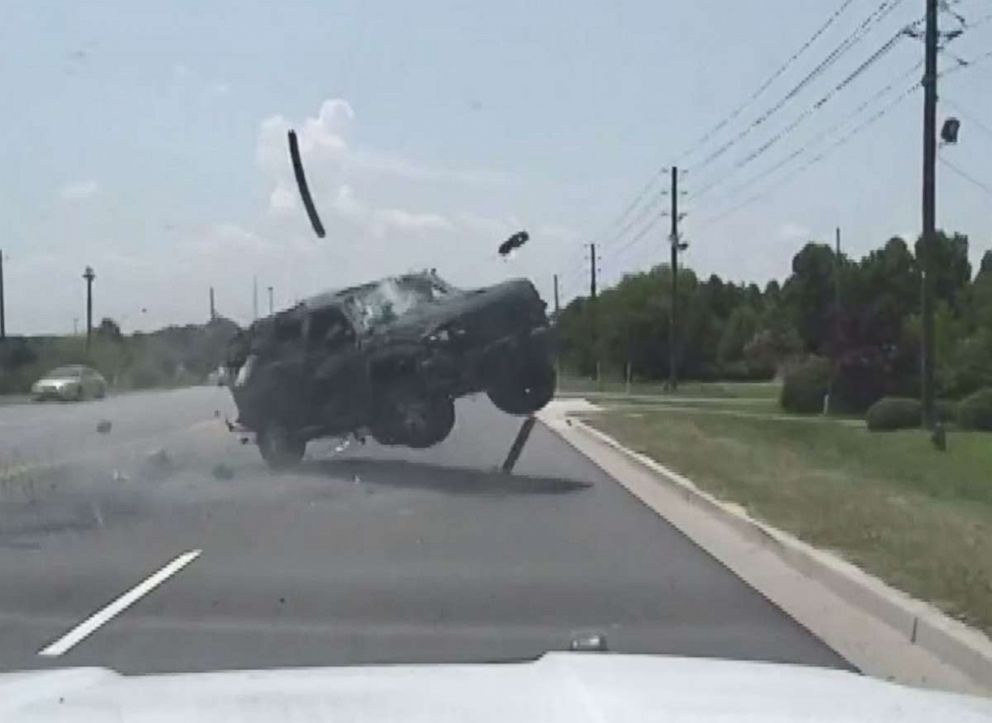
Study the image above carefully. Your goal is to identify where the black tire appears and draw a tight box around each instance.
[372,387,454,449]
[257,423,306,470]
[487,361,556,415]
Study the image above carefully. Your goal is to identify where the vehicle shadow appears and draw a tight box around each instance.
[300,457,593,496]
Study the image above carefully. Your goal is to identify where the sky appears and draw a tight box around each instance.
[1,0,991,334]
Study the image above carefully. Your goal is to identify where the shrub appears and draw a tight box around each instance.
[866,397,921,431]
[958,388,992,431]
[936,399,958,424]
[780,356,831,413]
[829,348,888,414]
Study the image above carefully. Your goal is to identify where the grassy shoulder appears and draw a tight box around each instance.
[557,375,780,399]
[584,408,992,636]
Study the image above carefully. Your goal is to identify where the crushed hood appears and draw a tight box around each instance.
[3,653,991,722]
[370,277,544,343]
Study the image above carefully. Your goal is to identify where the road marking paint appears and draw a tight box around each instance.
[38,549,202,657]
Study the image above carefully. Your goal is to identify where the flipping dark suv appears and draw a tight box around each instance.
[226,271,555,468]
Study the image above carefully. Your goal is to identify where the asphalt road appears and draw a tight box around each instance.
[0,387,849,674]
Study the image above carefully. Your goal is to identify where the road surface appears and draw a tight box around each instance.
[0,387,849,673]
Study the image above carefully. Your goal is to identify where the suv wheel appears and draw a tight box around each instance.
[373,387,455,448]
[257,424,306,470]
[487,361,556,415]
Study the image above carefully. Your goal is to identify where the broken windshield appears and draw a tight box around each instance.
[347,276,454,331]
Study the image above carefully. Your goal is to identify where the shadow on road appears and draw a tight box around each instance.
[302,457,593,496]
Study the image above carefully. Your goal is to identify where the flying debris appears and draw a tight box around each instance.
[941,117,961,144]
[287,129,326,238]
[498,231,529,257]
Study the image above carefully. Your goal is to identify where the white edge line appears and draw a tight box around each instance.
[38,549,202,657]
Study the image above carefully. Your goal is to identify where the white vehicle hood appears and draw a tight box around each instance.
[2,653,990,722]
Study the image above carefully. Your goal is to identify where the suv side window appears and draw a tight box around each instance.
[307,308,355,351]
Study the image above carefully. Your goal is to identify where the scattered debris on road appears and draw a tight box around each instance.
[212,463,235,480]
[569,631,609,652]
[111,470,129,483]
[146,448,173,471]
[96,420,112,434]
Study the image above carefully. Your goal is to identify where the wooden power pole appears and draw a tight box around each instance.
[921,0,938,428]
[0,249,5,341]
[669,167,680,391]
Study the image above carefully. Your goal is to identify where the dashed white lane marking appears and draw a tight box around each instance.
[38,549,202,657]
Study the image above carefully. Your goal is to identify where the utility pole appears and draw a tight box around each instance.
[552,274,560,318]
[553,273,561,387]
[589,242,600,383]
[252,275,258,321]
[589,243,597,299]
[267,285,274,315]
[0,249,5,341]
[825,227,843,414]
[668,166,680,391]
[921,0,938,429]
[209,286,216,320]
[73,318,78,336]
[83,266,95,350]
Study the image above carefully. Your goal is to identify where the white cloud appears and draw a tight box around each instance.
[372,208,453,234]
[173,63,232,99]
[59,179,100,200]
[778,222,811,241]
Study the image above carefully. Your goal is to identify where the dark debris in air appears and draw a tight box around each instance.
[498,230,529,257]
[96,420,112,434]
[287,129,326,238]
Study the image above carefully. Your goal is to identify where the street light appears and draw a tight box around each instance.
[83,266,95,349]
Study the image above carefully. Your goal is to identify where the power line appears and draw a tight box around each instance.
[587,0,862,253]
[692,0,912,175]
[939,47,992,78]
[694,59,922,207]
[677,0,857,164]
[942,97,992,140]
[603,204,671,268]
[690,30,912,201]
[940,155,992,197]
[694,83,918,230]
[608,193,669,250]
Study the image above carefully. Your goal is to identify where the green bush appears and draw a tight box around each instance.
[958,388,992,431]
[866,397,921,431]
[780,356,831,413]
[936,399,958,423]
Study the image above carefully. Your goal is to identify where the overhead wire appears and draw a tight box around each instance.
[676,0,858,164]
[689,28,914,201]
[586,0,860,254]
[690,0,912,175]
[939,156,992,197]
[694,83,919,230]
[693,59,923,209]
[942,97,992,140]
[586,0,913,289]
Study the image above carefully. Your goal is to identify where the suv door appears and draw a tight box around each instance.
[305,307,368,429]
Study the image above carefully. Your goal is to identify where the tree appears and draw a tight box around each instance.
[783,243,836,353]
[717,306,759,365]
[96,317,122,341]
[915,230,971,312]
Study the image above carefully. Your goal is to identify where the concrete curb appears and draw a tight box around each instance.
[541,404,992,691]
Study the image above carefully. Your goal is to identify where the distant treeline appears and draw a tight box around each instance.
[557,230,992,411]
[0,316,241,394]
